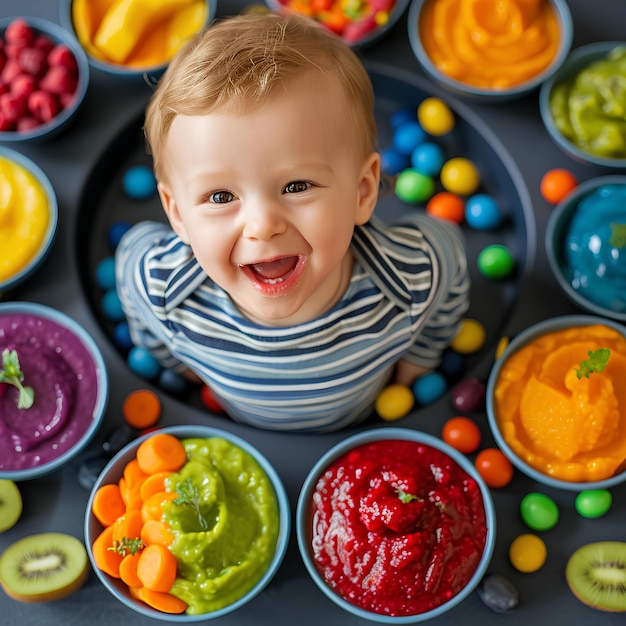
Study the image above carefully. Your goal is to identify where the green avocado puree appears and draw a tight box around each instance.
[161,437,279,614]
[549,46,626,159]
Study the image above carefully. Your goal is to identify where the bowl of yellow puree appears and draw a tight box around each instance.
[0,147,58,294]
[408,0,573,100]
[486,315,626,491]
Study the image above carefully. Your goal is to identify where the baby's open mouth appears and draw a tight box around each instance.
[243,256,301,285]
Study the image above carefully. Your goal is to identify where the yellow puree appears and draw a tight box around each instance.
[419,0,561,89]
[494,324,626,482]
[0,157,50,284]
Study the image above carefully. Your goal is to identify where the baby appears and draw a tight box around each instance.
[115,12,470,432]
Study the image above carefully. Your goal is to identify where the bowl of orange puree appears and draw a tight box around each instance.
[408,0,573,100]
[486,315,626,490]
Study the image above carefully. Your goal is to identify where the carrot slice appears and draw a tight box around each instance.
[112,509,144,545]
[141,519,175,547]
[119,552,143,588]
[136,433,187,475]
[136,544,178,592]
[139,471,173,502]
[123,458,149,493]
[136,586,187,614]
[140,491,177,524]
[123,389,162,430]
[92,525,123,578]
[92,483,126,527]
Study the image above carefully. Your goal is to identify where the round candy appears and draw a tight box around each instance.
[107,221,133,249]
[113,320,133,351]
[101,288,125,322]
[381,146,410,175]
[200,384,225,414]
[442,416,481,454]
[393,121,427,155]
[477,244,515,280]
[465,194,503,230]
[451,318,486,354]
[412,371,447,405]
[411,142,445,176]
[439,348,465,378]
[391,106,415,129]
[375,384,414,421]
[158,369,189,395]
[95,256,116,290]
[451,376,486,412]
[426,191,465,223]
[440,157,480,195]
[417,97,455,136]
[122,165,157,200]
[509,534,547,573]
[520,492,559,531]
[575,489,612,519]
[127,346,161,380]
[395,168,435,204]
[474,448,514,488]
[540,168,578,204]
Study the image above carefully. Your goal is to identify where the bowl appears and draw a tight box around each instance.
[296,427,496,623]
[85,425,290,622]
[545,175,626,322]
[407,0,573,100]
[0,16,89,142]
[0,147,58,292]
[264,0,411,48]
[0,301,108,481]
[486,315,626,491]
[539,41,626,168]
[61,0,217,80]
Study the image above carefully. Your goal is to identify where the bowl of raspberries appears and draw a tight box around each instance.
[0,16,89,142]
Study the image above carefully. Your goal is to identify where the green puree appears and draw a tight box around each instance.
[161,438,279,614]
[549,47,626,158]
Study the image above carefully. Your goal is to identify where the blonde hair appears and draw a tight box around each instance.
[144,12,377,181]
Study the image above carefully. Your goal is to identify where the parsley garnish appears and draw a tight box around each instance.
[0,348,34,409]
[397,490,419,504]
[109,536,145,556]
[575,348,611,379]
[173,478,209,531]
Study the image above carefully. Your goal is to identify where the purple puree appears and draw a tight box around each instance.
[0,313,99,471]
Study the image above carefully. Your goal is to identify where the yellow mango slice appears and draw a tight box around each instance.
[72,0,116,61]
[165,1,207,58]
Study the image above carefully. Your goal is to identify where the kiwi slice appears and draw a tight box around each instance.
[565,541,626,612]
[0,533,88,602]
[0,480,22,533]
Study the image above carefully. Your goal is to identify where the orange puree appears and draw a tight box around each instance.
[494,324,626,482]
[419,0,561,89]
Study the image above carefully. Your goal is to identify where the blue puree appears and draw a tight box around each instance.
[564,184,626,314]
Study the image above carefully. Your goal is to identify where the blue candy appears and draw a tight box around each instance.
[107,221,133,250]
[465,194,503,230]
[113,320,133,351]
[381,146,410,176]
[411,142,445,177]
[127,346,161,380]
[393,121,427,155]
[122,165,157,200]
[95,256,116,290]
[101,288,124,321]
[412,371,447,405]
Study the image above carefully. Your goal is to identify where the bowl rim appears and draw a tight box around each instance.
[295,427,496,623]
[84,424,291,622]
[486,314,626,490]
[407,0,573,100]
[539,40,626,168]
[545,175,626,322]
[0,301,108,481]
[0,15,90,142]
[59,0,218,78]
[0,147,59,291]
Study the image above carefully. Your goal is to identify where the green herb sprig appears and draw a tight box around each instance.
[109,536,145,557]
[173,478,209,531]
[575,348,611,379]
[0,348,34,409]
[396,490,420,504]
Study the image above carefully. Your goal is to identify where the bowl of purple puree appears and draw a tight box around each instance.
[0,301,108,481]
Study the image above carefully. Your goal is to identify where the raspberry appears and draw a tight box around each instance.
[19,47,48,78]
[1,59,22,84]
[10,73,37,100]
[16,116,40,132]
[40,65,77,96]
[33,35,55,55]
[48,45,78,75]
[5,18,35,47]
[0,110,14,131]
[28,90,59,123]
[0,92,27,124]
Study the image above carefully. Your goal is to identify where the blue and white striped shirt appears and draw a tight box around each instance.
[115,215,469,431]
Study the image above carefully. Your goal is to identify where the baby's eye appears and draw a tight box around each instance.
[284,181,311,194]
[209,190,234,204]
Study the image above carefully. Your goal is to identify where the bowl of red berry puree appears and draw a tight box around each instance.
[297,428,495,622]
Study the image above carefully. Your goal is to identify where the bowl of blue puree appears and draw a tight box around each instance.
[0,302,108,480]
[85,425,290,622]
[546,176,626,322]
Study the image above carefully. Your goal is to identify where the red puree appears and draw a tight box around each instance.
[0,313,99,471]
[310,439,487,616]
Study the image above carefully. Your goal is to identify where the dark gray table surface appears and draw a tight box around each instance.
[1,1,626,625]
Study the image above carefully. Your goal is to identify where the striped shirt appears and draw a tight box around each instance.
[115,215,469,431]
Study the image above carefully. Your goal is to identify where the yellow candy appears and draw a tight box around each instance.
[375,384,414,421]
[509,534,547,573]
[451,319,487,354]
[440,157,481,196]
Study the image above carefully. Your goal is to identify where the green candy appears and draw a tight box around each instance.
[520,492,559,531]
[394,168,435,204]
[575,489,612,519]
[477,244,515,279]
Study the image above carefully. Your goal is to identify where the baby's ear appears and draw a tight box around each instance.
[158,182,190,244]
[355,151,381,225]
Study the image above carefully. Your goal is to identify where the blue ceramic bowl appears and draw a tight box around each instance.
[545,176,626,322]
[487,315,626,491]
[407,0,573,101]
[0,17,89,143]
[539,41,626,168]
[0,302,108,481]
[85,425,290,622]
[296,428,496,623]
[61,0,217,81]
[0,147,58,292]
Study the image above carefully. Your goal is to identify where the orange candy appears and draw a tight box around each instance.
[540,168,578,204]
[426,191,465,223]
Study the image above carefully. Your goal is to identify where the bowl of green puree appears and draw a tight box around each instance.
[540,42,626,168]
[85,425,290,621]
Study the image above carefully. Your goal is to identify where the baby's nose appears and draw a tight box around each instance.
[241,199,287,240]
